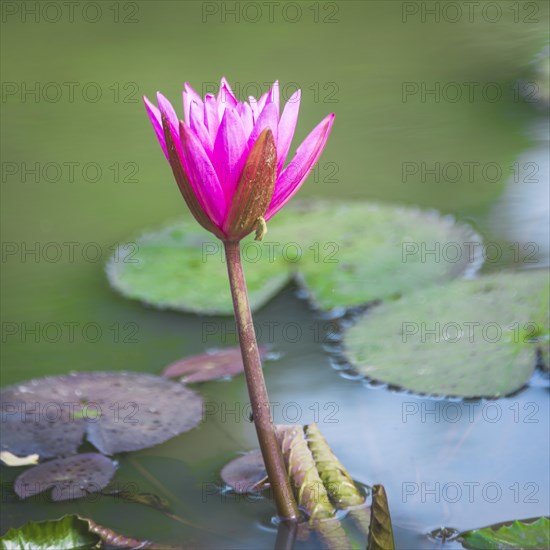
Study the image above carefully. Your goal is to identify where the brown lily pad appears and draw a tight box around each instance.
[220,450,269,494]
[162,346,269,383]
[14,453,116,501]
[0,372,203,458]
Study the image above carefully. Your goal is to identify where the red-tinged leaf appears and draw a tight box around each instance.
[161,346,269,383]
[220,450,269,494]
[85,517,184,549]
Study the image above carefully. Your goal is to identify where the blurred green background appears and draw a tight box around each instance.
[1,1,549,548]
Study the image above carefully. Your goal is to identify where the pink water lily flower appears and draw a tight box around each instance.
[144,77,334,241]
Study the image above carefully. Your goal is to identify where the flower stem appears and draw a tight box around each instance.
[223,240,299,521]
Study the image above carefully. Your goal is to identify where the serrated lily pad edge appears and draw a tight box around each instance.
[294,204,484,312]
[336,271,548,399]
[459,516,550,549]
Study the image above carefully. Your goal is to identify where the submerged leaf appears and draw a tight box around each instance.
[107,200,480,314]
[101,490,171,512]
[0,372,203,458]
[162,346,268,383]
[0,515,100,549]
[14,453,116,501]
[85,517,183,549]
[344,270,549,397]
[367,485,395,550]
[460,516,550,549]
[220,450,270,494]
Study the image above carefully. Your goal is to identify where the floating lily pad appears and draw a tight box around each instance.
[0,515,178,550]
[106,219,291,315]
[0,516,100,549]
[161,346,268,382]
[14,453,116,501]
[460,516,550,549]
[107,201,480,314]
[0,372,203,458]
[220,450,269,494]
[344,270,549,397]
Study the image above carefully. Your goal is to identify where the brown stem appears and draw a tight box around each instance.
[223,240,298,521]
[274,519,298,550]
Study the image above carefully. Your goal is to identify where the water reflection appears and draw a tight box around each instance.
[249,288,549,549]
[489,117,550,268]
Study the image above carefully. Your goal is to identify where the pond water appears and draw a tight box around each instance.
[1,1,549,548]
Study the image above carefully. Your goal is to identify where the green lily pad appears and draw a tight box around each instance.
[107,201,480,315]
[0,515,100,549]
[107,220,291,315]
[343,270,549,397]
[460,516,550,549]
[0,515,179,550]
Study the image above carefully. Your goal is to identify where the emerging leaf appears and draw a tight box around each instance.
[367,485,395,550]
[305,423,370,535]
[276,425,352,550]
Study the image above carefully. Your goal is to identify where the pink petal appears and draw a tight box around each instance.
[266,113,335,220]
[218,77,238,112]
[266,81,280,118]
[162,113,220,237]
[179,121,226,226]
[248,102,278,151]
[248,96,260,122]
[189,100,213,157]
[276,89,301,173]
[257,91,268,114]
[156,92,179,137]
[143,96,168,160]
[213,108,248,204]
[204,94,220,144]
[183,82,203,125]
[237,101,254,138]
